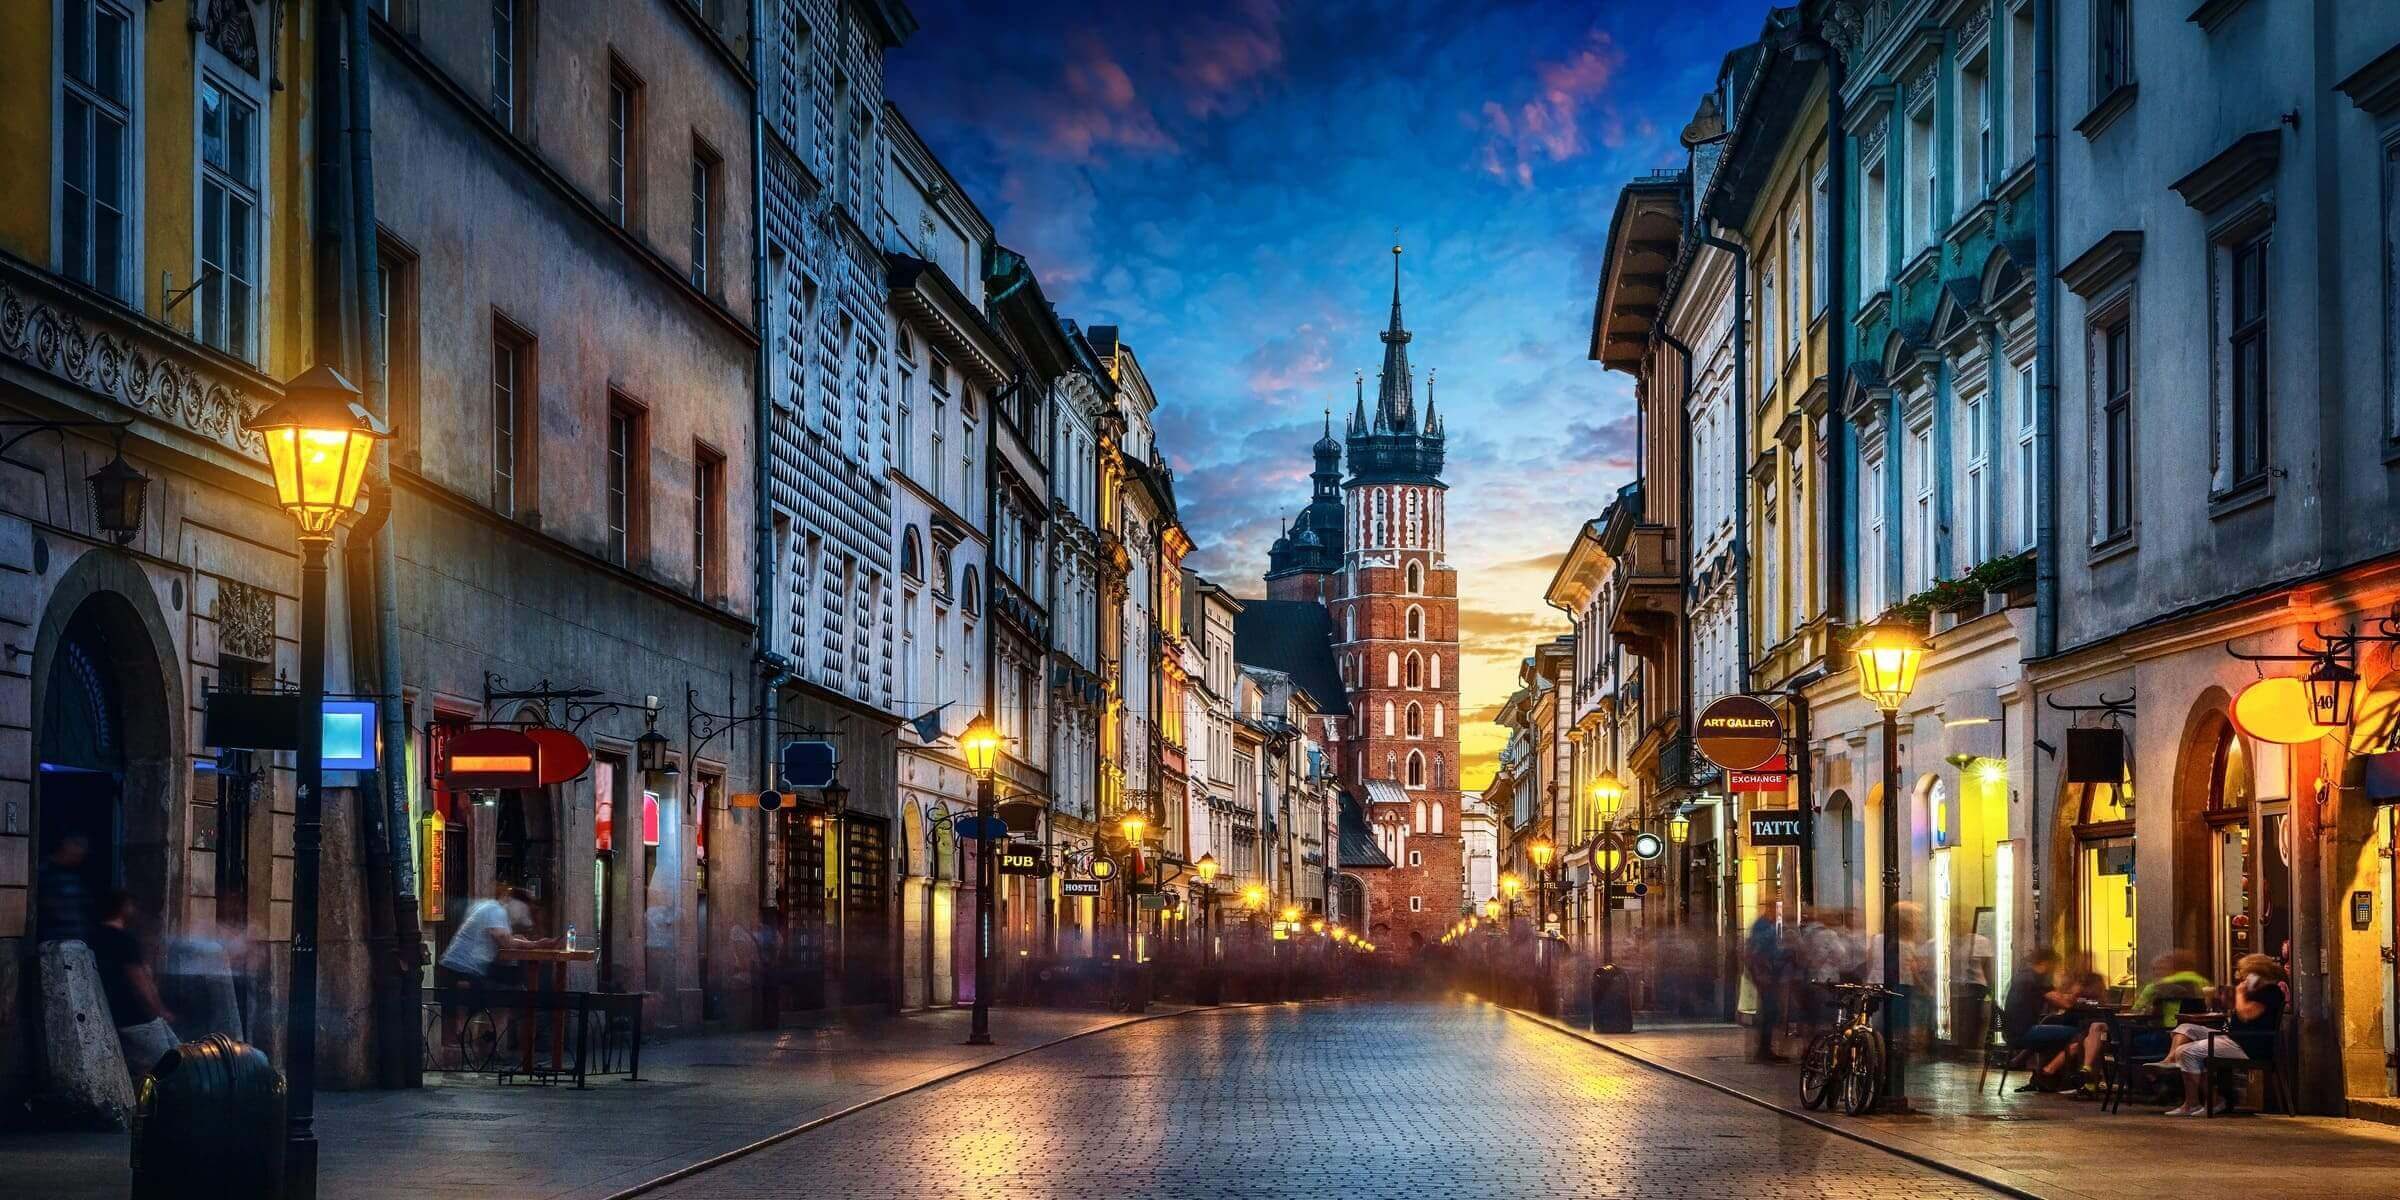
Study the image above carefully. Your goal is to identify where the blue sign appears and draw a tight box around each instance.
[320,700,379,771]
[953,815,1009,840]
[779,740,837,789]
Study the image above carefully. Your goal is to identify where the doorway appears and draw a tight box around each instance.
[34,588,178,940]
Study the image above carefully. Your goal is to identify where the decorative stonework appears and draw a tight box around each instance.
[0,276,267,460]
[214,581,275,662]
[1860,118,1891,160]
[1908,61,1939,106]
[203,0,261,76]
[1958,5,1993,53]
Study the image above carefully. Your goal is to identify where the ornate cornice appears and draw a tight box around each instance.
[0,257,267,461]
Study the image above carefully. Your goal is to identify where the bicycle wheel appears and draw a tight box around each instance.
[462,1009,501,1073]
[1797,1030,1839,1110]
[1839,1028,1885,1116]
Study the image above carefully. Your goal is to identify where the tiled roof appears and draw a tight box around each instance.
[1231,600,1350,717]
[1336,791,1391,869]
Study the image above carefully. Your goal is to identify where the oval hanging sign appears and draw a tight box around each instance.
[440,726,542,789]
[2232,677,2337,746]
[526,727,593,785]
[1696,695,1784,772]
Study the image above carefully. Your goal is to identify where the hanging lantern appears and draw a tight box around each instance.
[88,448,148,544]
[635,724,672,776]
[2305,654,2360,728]
[1668,809,1691,844]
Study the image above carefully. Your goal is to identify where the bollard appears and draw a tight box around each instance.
[130,1034,286,1200]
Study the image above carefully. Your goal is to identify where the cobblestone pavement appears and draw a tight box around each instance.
[652,1000,2000,1200]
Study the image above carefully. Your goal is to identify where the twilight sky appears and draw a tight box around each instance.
[888,0,1773,788]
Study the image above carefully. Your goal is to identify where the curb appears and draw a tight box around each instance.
[601,998,1328,1199]
[1497,1005,2052,1200]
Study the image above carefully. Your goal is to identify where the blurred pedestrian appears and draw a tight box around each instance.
[1743,914,1790,1062]
[35,835,91,945]
[91,890,178,1081]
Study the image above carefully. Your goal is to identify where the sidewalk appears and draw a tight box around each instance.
[0,1005,1190,1200]
[1517,1013,2400,1200]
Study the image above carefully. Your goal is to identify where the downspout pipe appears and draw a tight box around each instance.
[745,0,780,1029]
[345,0,417,1091]
[2031,0,2059,660]
[1698,232,1752,697]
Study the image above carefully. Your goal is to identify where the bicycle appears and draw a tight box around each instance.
[1799,981,1901,1116]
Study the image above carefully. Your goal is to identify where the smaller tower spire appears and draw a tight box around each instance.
[1352,370,1367,432]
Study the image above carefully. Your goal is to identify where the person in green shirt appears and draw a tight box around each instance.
[2071,951,2212,1084]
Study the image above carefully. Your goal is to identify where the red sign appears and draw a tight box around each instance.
[642,791,662,847]
[526,727,593,785]
[439,727,541,789]
[1731,753,1791,793]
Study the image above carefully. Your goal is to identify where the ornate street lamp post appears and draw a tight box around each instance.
[959,715,1002,1045]
[1854,616,1927,1111]
[246,366,384,1200]
[1195,852,1219,967]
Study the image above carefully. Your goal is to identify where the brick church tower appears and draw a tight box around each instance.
[1260,248,1460,954]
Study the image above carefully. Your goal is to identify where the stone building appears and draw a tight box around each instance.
[755,0,915,1017]
[880,105,994,1012]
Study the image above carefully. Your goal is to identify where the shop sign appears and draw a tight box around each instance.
[2363,753,2400,806]
[2064,727,2127,784]
[779,740,837,789]
[1747,809,1805,847]
[1086,857,1118,880]
[642,790,662,847]
[420,809,446,923]
[2231,677,2337,746]
[1730,752,1789,793]
[1139,891,1173,910]
[1061,879,1103,898]
[997,843,1049,876]
[1696,695,1783,772]
[439,726,542,789]
[204,692,379,769]
[526,727,592,785]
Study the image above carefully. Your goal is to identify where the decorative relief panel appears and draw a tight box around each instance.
[203,0,261,76]
[214,581,275,662]
[1,273,267,460]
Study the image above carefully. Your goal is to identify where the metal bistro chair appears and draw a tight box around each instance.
[1979,994,2026,1095]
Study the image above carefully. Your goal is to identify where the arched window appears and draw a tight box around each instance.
[1345,607,1355,641]
[1405,652,1422,689]
[1385,752,1396,781]
[1415,802,1427,833]
[901,528,924,582]
[961,567,980,617]
[1382,700,1394,735]
[1433,752,1445,787]
[1405,560,1423,594]
[1406,752,1425,788]
[1408,606,1426,639]
[1405,702,1422,737]
[1432,802,1444,834]
[1407,490,1421,547]
[1386,651,1400,686]
[1434,704,1444,737]
[1431,655,1442,689]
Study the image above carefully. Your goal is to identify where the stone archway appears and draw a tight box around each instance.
[1819,790,1857,916]
[29,549,185,943]
[2169,689,2237,961]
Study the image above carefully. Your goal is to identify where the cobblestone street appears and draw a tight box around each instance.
[651,1001,1999,1200]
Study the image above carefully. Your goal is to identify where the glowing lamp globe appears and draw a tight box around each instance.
[1668,810,1691,844]
[1242,884,1267,911]
[2306,657,2360,729]
[1589,774,1625,822]
[958,715,1002,779]
[1528,837,1555,870]
[247,365,385,539]
[1196,852,1219,883]
[1853,617,1929,713]
[1119,812,1148,844]
[1499,872,1522,898]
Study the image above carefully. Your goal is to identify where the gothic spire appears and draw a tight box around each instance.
[1350,369,1367,433]
[1377,242,1416,432]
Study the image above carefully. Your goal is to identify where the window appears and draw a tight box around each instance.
[1758,265,1779,393]
[692,444,724,598]
[60,0,134,299]
[2009,7,2036,166]
[1963,388,1988,564]
[901,528,923,582]
[2100,318,2135,541]
[1908,106,1937,250]
[606,396,646,566]
[1404,652,1422,689]
[1908,421,1933,590]
[689,144,718,292]
[1811,167,1830,315]
[1386,651,1398,686]
[1785,203,1805,353]
[1959,51,1991,200]
[1429,655,1441,689]
[2014,366,2036,550]
[1862,157,1889,294]
[2097,0,2133,96]
[490,0,521,129]
[2221,234,2270,491]
[1406,606,1423,639]
[376,232,420,464]
[1408,895,1424,913]
[198,78,260,359]
[1406,752,1425,788]
[1405,703,1422,738]
[490,319,535,516]
[606,64,640,224]
[1861,448,1886,611]
[1405,560,1423,594]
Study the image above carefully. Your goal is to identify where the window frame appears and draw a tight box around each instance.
[57,0,140,302]
[605,392,649,568]
[490,314,538,518]
[606,59,643,226]
[376,230,422,468]
[692,441,725,600]
[689,139,720,293]
[2094,306,2137,546]
[2215,227,2272,496]
[490,0,524,131]
[195,68,265,361]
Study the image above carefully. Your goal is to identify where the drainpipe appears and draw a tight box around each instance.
[1814,42,1850,629]
[745,0,779,1030]
[343,0,417,1091]
[1698,232,1753,698]
[2031,0,2059,661]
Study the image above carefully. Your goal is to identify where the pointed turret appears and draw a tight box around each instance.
[1349,371,1367,435]
[1376,244,1416,433]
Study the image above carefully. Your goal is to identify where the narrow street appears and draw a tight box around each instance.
[649,1002,1997,1200]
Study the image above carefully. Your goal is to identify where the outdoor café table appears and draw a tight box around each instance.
[499,946,598,1075]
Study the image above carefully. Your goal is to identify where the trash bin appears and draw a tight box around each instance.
[1591,965,1634,1034]
[131,1034,286,1200]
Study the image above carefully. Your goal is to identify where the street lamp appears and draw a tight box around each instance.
[1854,615,1927,1111]
[1527,837,1554,938]
[959,714,1002,1046]
[2306,654,2361,728]
[1668,809,1691,844]
[246,365,384,1200]
[1119,811,1148,845]
[1195,853,1219,968]
[1588,774,1624,828]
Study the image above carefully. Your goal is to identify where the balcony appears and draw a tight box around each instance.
[1605,521,1681,662]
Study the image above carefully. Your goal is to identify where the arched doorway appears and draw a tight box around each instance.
[2066,764,2137,987]
[32,576,181,943]
[1820,790,1856,918]
[2173,705,2288,979]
